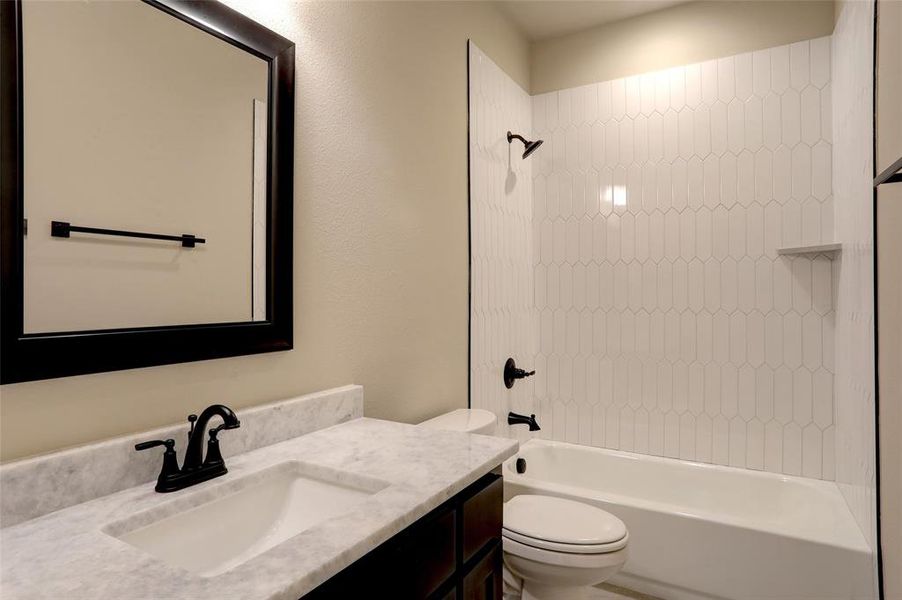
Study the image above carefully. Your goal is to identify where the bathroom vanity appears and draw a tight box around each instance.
[0,387,517,599]
[307,469,503,599]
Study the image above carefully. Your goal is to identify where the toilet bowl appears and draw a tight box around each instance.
[502,494,628,600]
[419,410,629,600]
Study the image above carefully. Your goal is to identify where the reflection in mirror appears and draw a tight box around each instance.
[21,0,269,333]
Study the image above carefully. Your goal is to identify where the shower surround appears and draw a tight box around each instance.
[470,37,838,479]
[470,22,877,595]
[529,36,837,480]
[469,41,536,443]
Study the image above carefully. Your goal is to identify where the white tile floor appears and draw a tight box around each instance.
[591,583,660,600]
[503,582,658,600]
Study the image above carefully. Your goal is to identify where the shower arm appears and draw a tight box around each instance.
[507,132,528,145]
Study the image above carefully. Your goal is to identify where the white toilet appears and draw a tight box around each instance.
[502,494,628,600]
[419,409,629,600]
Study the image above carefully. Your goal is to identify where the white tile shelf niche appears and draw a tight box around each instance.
[776,243,842,257]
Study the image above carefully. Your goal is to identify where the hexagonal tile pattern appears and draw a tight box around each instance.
[468,43,537,445]
[831,3,876,548]
[469,39,837,480]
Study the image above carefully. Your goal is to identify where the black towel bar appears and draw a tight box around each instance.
[50,221,205,248]
[875,155,902,187]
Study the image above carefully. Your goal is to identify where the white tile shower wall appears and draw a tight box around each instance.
[468,42,536,442]
[530,38,837,479]
[832,0,877,550]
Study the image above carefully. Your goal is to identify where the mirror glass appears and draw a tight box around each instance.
[21,0,269,333]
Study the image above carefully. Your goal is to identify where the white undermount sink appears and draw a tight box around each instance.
[106,461,388,577]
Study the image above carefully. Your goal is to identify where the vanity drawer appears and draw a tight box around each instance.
[461,473,503,564]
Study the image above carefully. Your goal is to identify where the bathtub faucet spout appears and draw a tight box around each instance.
[508,411,541,431]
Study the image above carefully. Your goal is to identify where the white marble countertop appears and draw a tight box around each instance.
[0,417,518,600]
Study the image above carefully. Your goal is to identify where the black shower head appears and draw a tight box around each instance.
[522,139,544,158]
[507,131,544,159]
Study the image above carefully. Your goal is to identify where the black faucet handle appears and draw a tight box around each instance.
[208,424,227,439]
[504,358,536,389]
[203,425,231,468]
[207,419,240,444]
[135,438,175,452]
[135,439,181,493]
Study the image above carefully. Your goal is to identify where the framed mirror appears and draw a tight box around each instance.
[1,0,295,383]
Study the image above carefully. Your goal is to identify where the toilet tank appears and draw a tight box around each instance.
[419,409,497,435]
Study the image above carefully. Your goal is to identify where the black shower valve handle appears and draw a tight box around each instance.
[504,357,536,389]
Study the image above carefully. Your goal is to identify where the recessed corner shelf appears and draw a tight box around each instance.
[776,243,842,258]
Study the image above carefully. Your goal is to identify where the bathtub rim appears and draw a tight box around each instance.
[503,438,871,556]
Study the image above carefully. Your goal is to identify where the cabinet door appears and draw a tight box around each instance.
[462,542,502,600]
[303,509,455,599]
[396,508,457,598]
[436,587,457,600]
[461,475,502,564]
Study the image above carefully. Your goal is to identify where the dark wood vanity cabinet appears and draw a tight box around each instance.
[305,469,503,599]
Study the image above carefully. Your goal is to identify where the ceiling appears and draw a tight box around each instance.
[495,0,689,42]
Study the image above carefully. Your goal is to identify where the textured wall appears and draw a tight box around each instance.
[876,1,902,594]
[877,182,902,600]
[1,1,530,462]
[468,43,536,444]
[531,1,835,95]
[832,0,878,555]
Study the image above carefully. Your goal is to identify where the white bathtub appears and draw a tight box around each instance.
[503,439,874,600]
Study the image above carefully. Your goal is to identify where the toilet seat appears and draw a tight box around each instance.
[503,495,628,555]
[503,528,629,554]
[502,536,629,569]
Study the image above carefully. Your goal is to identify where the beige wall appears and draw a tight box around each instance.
[531,0,835,94]
[877,1,902,596]
[0,1,529,462]
[878,184,902,600]
[877,0,902,177]
[22,1,267,332]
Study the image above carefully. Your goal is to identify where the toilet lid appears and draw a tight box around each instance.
[418,409,496,433]
[503,495,627,548]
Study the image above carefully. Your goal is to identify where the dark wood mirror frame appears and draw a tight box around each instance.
[0,0,295,384]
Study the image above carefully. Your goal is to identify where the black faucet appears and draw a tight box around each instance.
[136,404,241,493]
[508,411,541,431]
